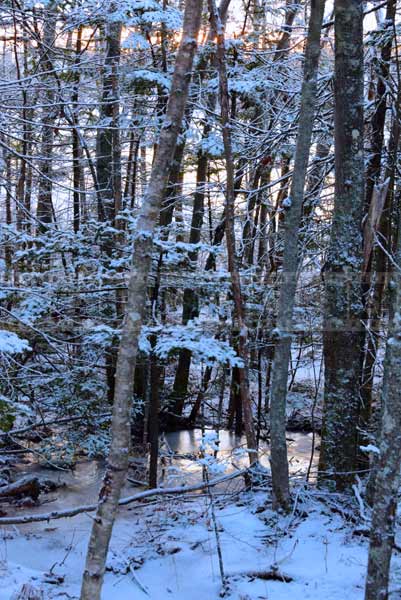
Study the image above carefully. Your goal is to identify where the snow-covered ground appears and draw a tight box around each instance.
[1,481,397,600]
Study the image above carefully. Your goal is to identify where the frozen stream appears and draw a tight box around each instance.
[0,429,321,600]
[6,429,318,523]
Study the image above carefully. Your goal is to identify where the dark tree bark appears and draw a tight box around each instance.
[227,366,243,435]
[148,354,160,489]
[365,191,401,600]
[72,26,83,234]
[360,1,397,424]
[188,365,213,425]
[170,0,232,413]
[95,12,123,402]
[96,19,122,223]
[209,0,258,466]
[171,136,209,415]
[36,2,57,230]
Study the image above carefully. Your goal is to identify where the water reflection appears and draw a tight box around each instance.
[163,429,319,484]
[7,429,319,520]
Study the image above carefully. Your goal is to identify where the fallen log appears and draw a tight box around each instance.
[245,569,293,583]
[0,468,248,525]
[0,476,41,500]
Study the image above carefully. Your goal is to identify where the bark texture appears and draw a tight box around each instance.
[365,194,401,600]
[79,3,203,598]
[360,1,397,424]
[96,18,122,223]
[269,0,326,510]
[36,2,57,229]
[318,0,365,491]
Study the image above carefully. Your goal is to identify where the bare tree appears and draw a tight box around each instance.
[36,2,57,230]
[96,14,122,224]
[269,0,326,510]
[365,194,401,600]
[360,0,397,424]
[79,3,203,598]
[318,0,365,491]
[209,0,258,466]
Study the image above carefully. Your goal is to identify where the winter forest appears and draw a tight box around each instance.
[0,0,400,598]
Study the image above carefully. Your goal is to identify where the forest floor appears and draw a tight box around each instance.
[0,364,384,600]
[1,476,399,600]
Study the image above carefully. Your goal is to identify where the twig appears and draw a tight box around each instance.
[0,413,111,439]
[129,565,149,596]
[0,468,248,525]
[206,468,227,593]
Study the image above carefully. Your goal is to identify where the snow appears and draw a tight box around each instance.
[0,485,393,600]
[139,321,244,367]
[359,445,380,455]
[0,331,30,354]
[200,131,225,158]
[127,69,171,91]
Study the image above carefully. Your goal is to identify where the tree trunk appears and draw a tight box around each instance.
[364,191,401,600]
[228,365,243,435]
[269,0,326,510]
[188,365,213,425]
[72,26,83,234]
[95,12,123,401]
[148,354,160,489]
[36,3,57,230]
[96,18,122,223]
[171,138,209,414]
[171,1,232,413]
[209,0,258,466]
[318,0,365,491]
[360,1,397,425]
[79,3,203,598]
[365,104,400,505]
[4,155,13,284]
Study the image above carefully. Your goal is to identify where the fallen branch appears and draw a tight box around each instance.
[0,468,247,525]
[0,476,41,500]
[127,477,146,487]
[245,569,293,583]
[0,413,111,439]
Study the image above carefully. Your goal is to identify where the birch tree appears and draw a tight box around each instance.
[80,2,203,598]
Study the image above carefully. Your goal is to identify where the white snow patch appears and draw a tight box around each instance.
[0,330,30,354]
[359,444,380,455]
[0,488,387,600]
